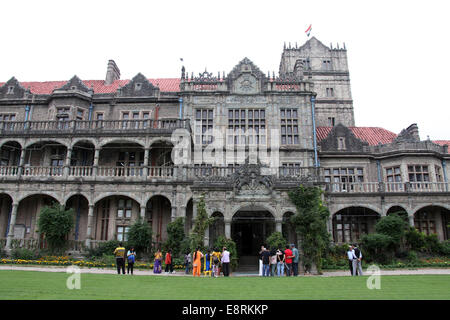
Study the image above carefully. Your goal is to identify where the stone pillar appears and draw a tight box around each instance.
[224,218,231,239]
[144,148,150,177]
[64,148,72,177]
[140,205,146,219]
[275,219,282,233]
[18,148,26,177]
[85,204,95,248]
[93,148,100,176]
[408,214,415,228]
[6,203,19,250]
[204,226,209,247]
[171,206,177,222]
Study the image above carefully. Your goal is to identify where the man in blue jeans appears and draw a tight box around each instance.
[260,247,271,277]
[291,244,299,276]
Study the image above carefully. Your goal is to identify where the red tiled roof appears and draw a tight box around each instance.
[433,140,450,153]
[0,78,181,94]
[316,127,397,146]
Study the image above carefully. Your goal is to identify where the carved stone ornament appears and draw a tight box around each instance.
[232,160,273,195]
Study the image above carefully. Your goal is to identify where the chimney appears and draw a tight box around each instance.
[105,60,120,85]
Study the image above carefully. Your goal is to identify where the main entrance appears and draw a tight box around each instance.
[231,210,274,268]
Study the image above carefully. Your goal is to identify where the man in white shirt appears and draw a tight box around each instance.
[347,245,357,276]
[353,244,363,276]
[222,247,231,277]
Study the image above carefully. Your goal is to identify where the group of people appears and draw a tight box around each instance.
[259,244,300,277]
[184,247,231,277]
[113,242,136,275]
[347,244,363,276]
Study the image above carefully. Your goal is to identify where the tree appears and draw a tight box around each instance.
[37,204,75,254]
[213,235,239,271]
[265,231,288,251]
[163,217,185,258]
[375,213,408,250]
[288,185,330,274]
[127,217,152,258]
[190,195,214,251]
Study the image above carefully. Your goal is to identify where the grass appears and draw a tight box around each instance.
[0,270,449,300]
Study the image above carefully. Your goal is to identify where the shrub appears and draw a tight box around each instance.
[37,204,75,254]
[375,213,407,248]
[213,236,238,271]
[265,232,288,251]
[440,240,450,256]
[11,248,40,260]
[360,233,393,264]
[407,250,419,262]
[127,217,152,258]
[86,240,124,259]
[163,217,185,258]
[423,234,442,254]
[405,227,426,251]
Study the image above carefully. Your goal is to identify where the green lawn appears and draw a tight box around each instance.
[0,270,449,300]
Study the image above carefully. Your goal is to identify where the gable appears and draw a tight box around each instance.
[117,73,159,97]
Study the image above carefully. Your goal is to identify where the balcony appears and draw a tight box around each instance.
[0,119,190,137]
[326,182,450,194]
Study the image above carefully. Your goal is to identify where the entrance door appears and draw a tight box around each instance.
[231,210,274,267]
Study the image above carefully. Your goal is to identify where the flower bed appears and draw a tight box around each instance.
[0,256,184,270]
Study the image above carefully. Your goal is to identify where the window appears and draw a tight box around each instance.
[280,108,298,145]
[195,109,214,145]
[408,165,429,189]
[228,109,266,145]
[135,83,142,91]
[116,151,144,176]
[76,109,84,121]
[326,88,334,97]
[96,113,104,120]
[435,166,443,182]
[337,137,346,150]
[116,226,130,242]
[0,114,16,121]
[322,60,332,70]
[117,198,132,218]
[386,166,402,182]
[333,214,369,243]
[328,117,335,126]
[324,167,364,191]
[414,212,436,235]
[7,86,14,94]
[281,163,301,176]
[56,107,70,129]
[100,199,110,240]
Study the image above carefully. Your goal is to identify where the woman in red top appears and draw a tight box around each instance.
[165,249,173,274]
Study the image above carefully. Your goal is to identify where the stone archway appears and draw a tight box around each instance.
[414,206,450,240]
[0,193,13,239]
[231,208,275,267]
[209,211,225,248]
[332,206,380,244]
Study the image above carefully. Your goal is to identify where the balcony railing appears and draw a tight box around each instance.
[326,182,449,193]
[0,119,190,136]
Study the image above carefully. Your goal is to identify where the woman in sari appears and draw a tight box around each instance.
[154,248,162,274]
[192,247,203,277]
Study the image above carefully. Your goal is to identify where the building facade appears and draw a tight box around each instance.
[0,37,449,262]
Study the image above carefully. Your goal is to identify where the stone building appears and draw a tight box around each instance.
[0,37,448,265]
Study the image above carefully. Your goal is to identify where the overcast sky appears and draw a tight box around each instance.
[1,0,449,139]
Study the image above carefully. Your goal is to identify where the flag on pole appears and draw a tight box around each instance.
[305,24,312,37]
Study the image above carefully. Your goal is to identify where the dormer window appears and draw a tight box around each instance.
[337,137,346,150]
[135,83,142,91]
[7,86,14,94]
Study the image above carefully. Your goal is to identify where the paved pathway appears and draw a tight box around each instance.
[1,265,449,277]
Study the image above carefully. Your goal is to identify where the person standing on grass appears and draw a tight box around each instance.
[127,247,136,275]
[276,247,285,277]
[184,251,192,275]
[258,245,265,276]
[192,247,203,277]
[261,247,271,277]
[165,249,173,274]
[221,247,231,277]
[113,242,126,275]
[353,244,363,276]
[347,245,357,276]
[204,249,212,276]
[291,244,299,276]
[284,245,293,276]
[270,248,277,276]
[154,248,162,274]
[211,248,221,278]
